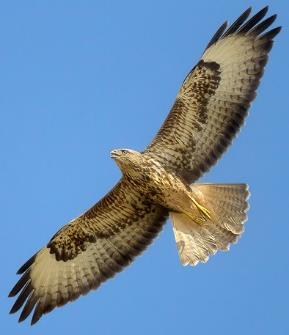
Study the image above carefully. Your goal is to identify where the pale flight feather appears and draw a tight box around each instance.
[9,7,280,325]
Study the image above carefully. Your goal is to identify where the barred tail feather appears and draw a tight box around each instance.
[171,183,249,266]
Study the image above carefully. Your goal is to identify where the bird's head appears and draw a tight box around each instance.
[110,148,143,176]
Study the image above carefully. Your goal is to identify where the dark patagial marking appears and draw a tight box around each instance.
[198,60,220,72]
[47,221,96,261]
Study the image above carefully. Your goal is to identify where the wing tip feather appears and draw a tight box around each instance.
[222,7,252,37]
[205,21,227,50]
[260,26,282,40]
[16,253,37,275]
[206,6,280,51]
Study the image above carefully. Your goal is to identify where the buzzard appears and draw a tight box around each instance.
[9,7,280,325]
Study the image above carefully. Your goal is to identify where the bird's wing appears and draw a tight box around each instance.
[9,179,168,325]
[145,7,281,183]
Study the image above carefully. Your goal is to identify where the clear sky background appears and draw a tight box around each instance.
[1,1,288,334]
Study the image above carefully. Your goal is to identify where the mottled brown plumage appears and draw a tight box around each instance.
[9,7,280,325]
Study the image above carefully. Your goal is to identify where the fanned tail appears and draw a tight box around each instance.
[171,183,249,266]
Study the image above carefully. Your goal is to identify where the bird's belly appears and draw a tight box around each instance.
[146,180,193,214]
[133,163,194,213]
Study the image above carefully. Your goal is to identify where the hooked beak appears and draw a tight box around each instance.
[110,150,121,159]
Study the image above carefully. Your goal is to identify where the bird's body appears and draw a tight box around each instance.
[9,7,280,325]
[111,149,208,222]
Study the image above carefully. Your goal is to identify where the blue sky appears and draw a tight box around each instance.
[1,1,288,334]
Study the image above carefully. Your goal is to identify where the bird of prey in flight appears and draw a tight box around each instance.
[9,6,280,325]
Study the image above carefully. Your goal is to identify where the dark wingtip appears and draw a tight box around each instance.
[245,6,252,15]
[250,14,277,36]
[18,293,38,323]
[260,5,269,14]
[9,282,33,315]
[8,286,17,298]
[239,6,269,34]
[205,6,278,51]
[241,7,253,17]
[260,26,282,40]
[17,253,37,274]
[222,7,252,37]
[275,26,282,35]
[31,318,38,326]
[9,306,17,314]
[9,271,30,297]
[10,302,21,314]
[19,313,30,323]
[206,6,280,49]
[269,14,277,23]
[31,305,42,326]
[205,21,227,50]
[9,290,17,298]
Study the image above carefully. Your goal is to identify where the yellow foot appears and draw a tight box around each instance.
[190,198,212,221]
[197,204,211,220]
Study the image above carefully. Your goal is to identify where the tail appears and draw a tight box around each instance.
[171,184,249,266]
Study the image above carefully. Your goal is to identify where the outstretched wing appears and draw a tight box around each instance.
[145,7,281,183]
[9,179,168,325]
